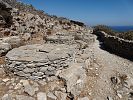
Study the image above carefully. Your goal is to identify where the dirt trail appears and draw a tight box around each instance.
[88,37,133,100]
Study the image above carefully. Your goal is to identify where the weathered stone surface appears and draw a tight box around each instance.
[2,94,12,100]
[0,68,5,75]
[20,80,35,96]
[78,97,89,100]
[23,68,35,73]
[14,83,22,89]
[2,78,10,82]
[16,95,35,100]
[59,63,87,97]
[0,41,11,55]
[6,44,75,62]
[54,91,68,100]
[22,33,31,41]
[110,75,133,99]
[40,67,47,72]
[47,92,57,100]
[2,36,21,47]
[37,92,47,100]
[15,71,26,77]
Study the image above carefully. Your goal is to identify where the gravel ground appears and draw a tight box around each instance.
[86,38,133,100]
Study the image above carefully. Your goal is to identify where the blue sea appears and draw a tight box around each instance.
[110,26,133,32]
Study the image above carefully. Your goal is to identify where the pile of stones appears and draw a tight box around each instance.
[0,36,21,56]
[46,31,94,45]
[45,32,75,44]
[111,74,133,100]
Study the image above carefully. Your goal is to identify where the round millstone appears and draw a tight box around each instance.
[5,44,76,80]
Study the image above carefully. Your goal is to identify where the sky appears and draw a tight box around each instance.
[18,0,133,26]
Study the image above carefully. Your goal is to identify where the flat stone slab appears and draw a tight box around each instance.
[6,44,76,62]
[5,44,77,80]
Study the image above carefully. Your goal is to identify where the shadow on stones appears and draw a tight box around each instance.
[0,1,13,28]
[95,33,133,61]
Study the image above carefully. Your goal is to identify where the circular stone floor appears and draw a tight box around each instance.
[5,44,77,80]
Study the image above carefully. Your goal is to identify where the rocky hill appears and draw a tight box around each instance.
[0,0,94,54]
[0,0,133,100]
[0,0,95,100]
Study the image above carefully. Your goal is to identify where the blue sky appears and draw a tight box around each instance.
[19,0,133,26]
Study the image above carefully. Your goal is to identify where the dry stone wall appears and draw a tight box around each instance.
[5,44,77,80]
[46,31,95,45]
[96,31,133,59]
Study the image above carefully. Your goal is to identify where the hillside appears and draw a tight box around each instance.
[0,0,133,100]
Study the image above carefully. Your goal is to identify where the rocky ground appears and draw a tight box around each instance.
[0,35,133,100]
[85,40,133,100]
[0,0,133,100]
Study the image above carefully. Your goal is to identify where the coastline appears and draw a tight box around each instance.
[109,26,133,32]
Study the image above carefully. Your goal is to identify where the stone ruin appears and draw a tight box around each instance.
[45,32,75,44]
[4,29,95,80]
[5,44,77,80]
[45,31,94,45]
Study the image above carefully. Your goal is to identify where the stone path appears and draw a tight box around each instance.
[86,39,133,100]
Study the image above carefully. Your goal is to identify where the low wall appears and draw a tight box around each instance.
[96,31,133,60]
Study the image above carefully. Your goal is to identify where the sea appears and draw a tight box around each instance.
[109,26,133,32]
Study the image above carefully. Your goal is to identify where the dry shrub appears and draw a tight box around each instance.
[0,57,5,64]
[46,29,52,35]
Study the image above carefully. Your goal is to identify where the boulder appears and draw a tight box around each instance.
[47,92,57,100]
[2,94,12,100]
[20,80,36,96]
[54,91,67,100]
[2,36,22,47]
[22,33,31,41]
[0,41,11,56]
[59,63,87,97]
[37,92,47,100]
